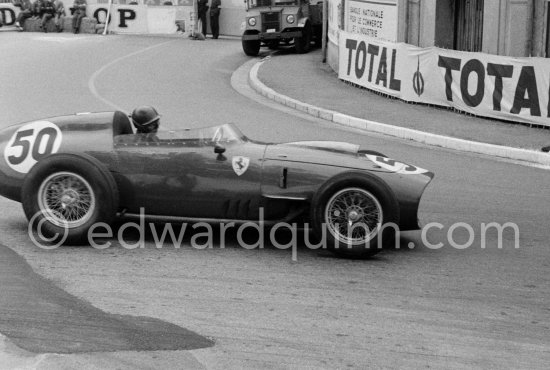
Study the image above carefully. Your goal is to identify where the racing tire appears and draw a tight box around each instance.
[242,39,261,56]
[311,173,399,258]
[294,22,312,54]
[22,153,119,245]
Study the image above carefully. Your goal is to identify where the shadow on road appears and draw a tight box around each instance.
[0,244,213,354]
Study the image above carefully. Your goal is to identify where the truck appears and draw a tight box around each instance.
[241,0,323,56]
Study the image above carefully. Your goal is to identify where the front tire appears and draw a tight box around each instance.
[242,38,261,56]
[22,153,119,245]
[311,174,399,258]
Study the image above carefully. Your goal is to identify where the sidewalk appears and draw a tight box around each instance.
[251,49,550,165]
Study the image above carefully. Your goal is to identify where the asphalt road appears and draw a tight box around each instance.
[0,33,549,369]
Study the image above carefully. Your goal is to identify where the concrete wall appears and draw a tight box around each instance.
[531,0,548,56]
[418,0,435,47]
[406,0,420,45]
[406,0,546,57]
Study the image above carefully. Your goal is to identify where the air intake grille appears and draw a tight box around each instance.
[261,12,280,33]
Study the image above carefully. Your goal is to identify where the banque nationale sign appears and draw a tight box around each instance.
[338,30,550,127]
[345,0,398,42]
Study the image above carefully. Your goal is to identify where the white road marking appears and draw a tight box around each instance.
[88,40,176,113]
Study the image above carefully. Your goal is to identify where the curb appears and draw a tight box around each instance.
[248,59,550,167]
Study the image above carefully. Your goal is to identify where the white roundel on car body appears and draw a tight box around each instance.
[4,121,63,174]
[365,154,429,175]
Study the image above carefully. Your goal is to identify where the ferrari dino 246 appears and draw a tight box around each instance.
[0,111,434,257]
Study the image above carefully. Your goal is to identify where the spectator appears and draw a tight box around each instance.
[197,0,208,36]
[36,0,56,32]
[14,0,35,31]
[71,0,86,33]
[209,0,220,39]
[52,0,65,32]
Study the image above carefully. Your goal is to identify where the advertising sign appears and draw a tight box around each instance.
[338,30,550,127]
[0,2,20,29]
[345,0,398,42]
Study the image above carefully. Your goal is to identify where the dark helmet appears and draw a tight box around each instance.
[131,106,160,133]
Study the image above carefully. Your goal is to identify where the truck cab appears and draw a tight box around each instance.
[241,0,322,56]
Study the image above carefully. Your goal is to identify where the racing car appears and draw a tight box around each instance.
[0,111,434,257]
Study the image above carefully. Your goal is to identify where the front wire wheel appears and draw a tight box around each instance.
[324,188,383,248]
[38,172,96,228]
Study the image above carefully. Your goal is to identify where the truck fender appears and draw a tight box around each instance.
[297,17,309,27]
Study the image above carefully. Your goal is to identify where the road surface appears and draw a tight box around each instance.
[0,33,548,369]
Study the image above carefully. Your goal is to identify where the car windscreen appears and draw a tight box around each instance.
[114,123,245,146]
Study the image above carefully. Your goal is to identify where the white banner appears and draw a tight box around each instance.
[146,6,177,33]
[345,0,397,42]
[338,31,550,127]
[0,3,191,34]
[90,4,192,34]
[0,2,20,29]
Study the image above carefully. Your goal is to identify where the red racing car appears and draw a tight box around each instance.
[0,111,434,257]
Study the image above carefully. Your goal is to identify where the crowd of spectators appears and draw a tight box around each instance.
[1,0,221,35]
[7,0,84,33]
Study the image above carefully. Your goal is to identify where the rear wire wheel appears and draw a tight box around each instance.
[22,153,119,245]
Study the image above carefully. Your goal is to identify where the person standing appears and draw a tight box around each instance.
[71,0,86,33]
[197,0,208,36]
[209,0,220,39]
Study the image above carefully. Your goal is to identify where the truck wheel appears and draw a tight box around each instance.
[22,153,119,245]
[242,39,261,56]
[294,22,312,54]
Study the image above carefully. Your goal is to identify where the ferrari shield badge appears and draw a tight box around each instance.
[232,156,250,176]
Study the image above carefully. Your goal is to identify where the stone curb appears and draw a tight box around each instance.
[248,59,550,167]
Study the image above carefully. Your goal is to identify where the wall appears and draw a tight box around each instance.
[531,0,548,56]
[406,0,546,58]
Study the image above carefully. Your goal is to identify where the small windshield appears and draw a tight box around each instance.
[247,0,299,8]
[115,123,245,146]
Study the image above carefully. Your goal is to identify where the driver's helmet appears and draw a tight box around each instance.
[131,106,160,133]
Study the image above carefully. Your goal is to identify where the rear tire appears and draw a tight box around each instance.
[22,153,119,245]
[242,38,261,56]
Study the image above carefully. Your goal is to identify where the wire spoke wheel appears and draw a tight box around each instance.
[38,172,96,228]
[325,187,383,246]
